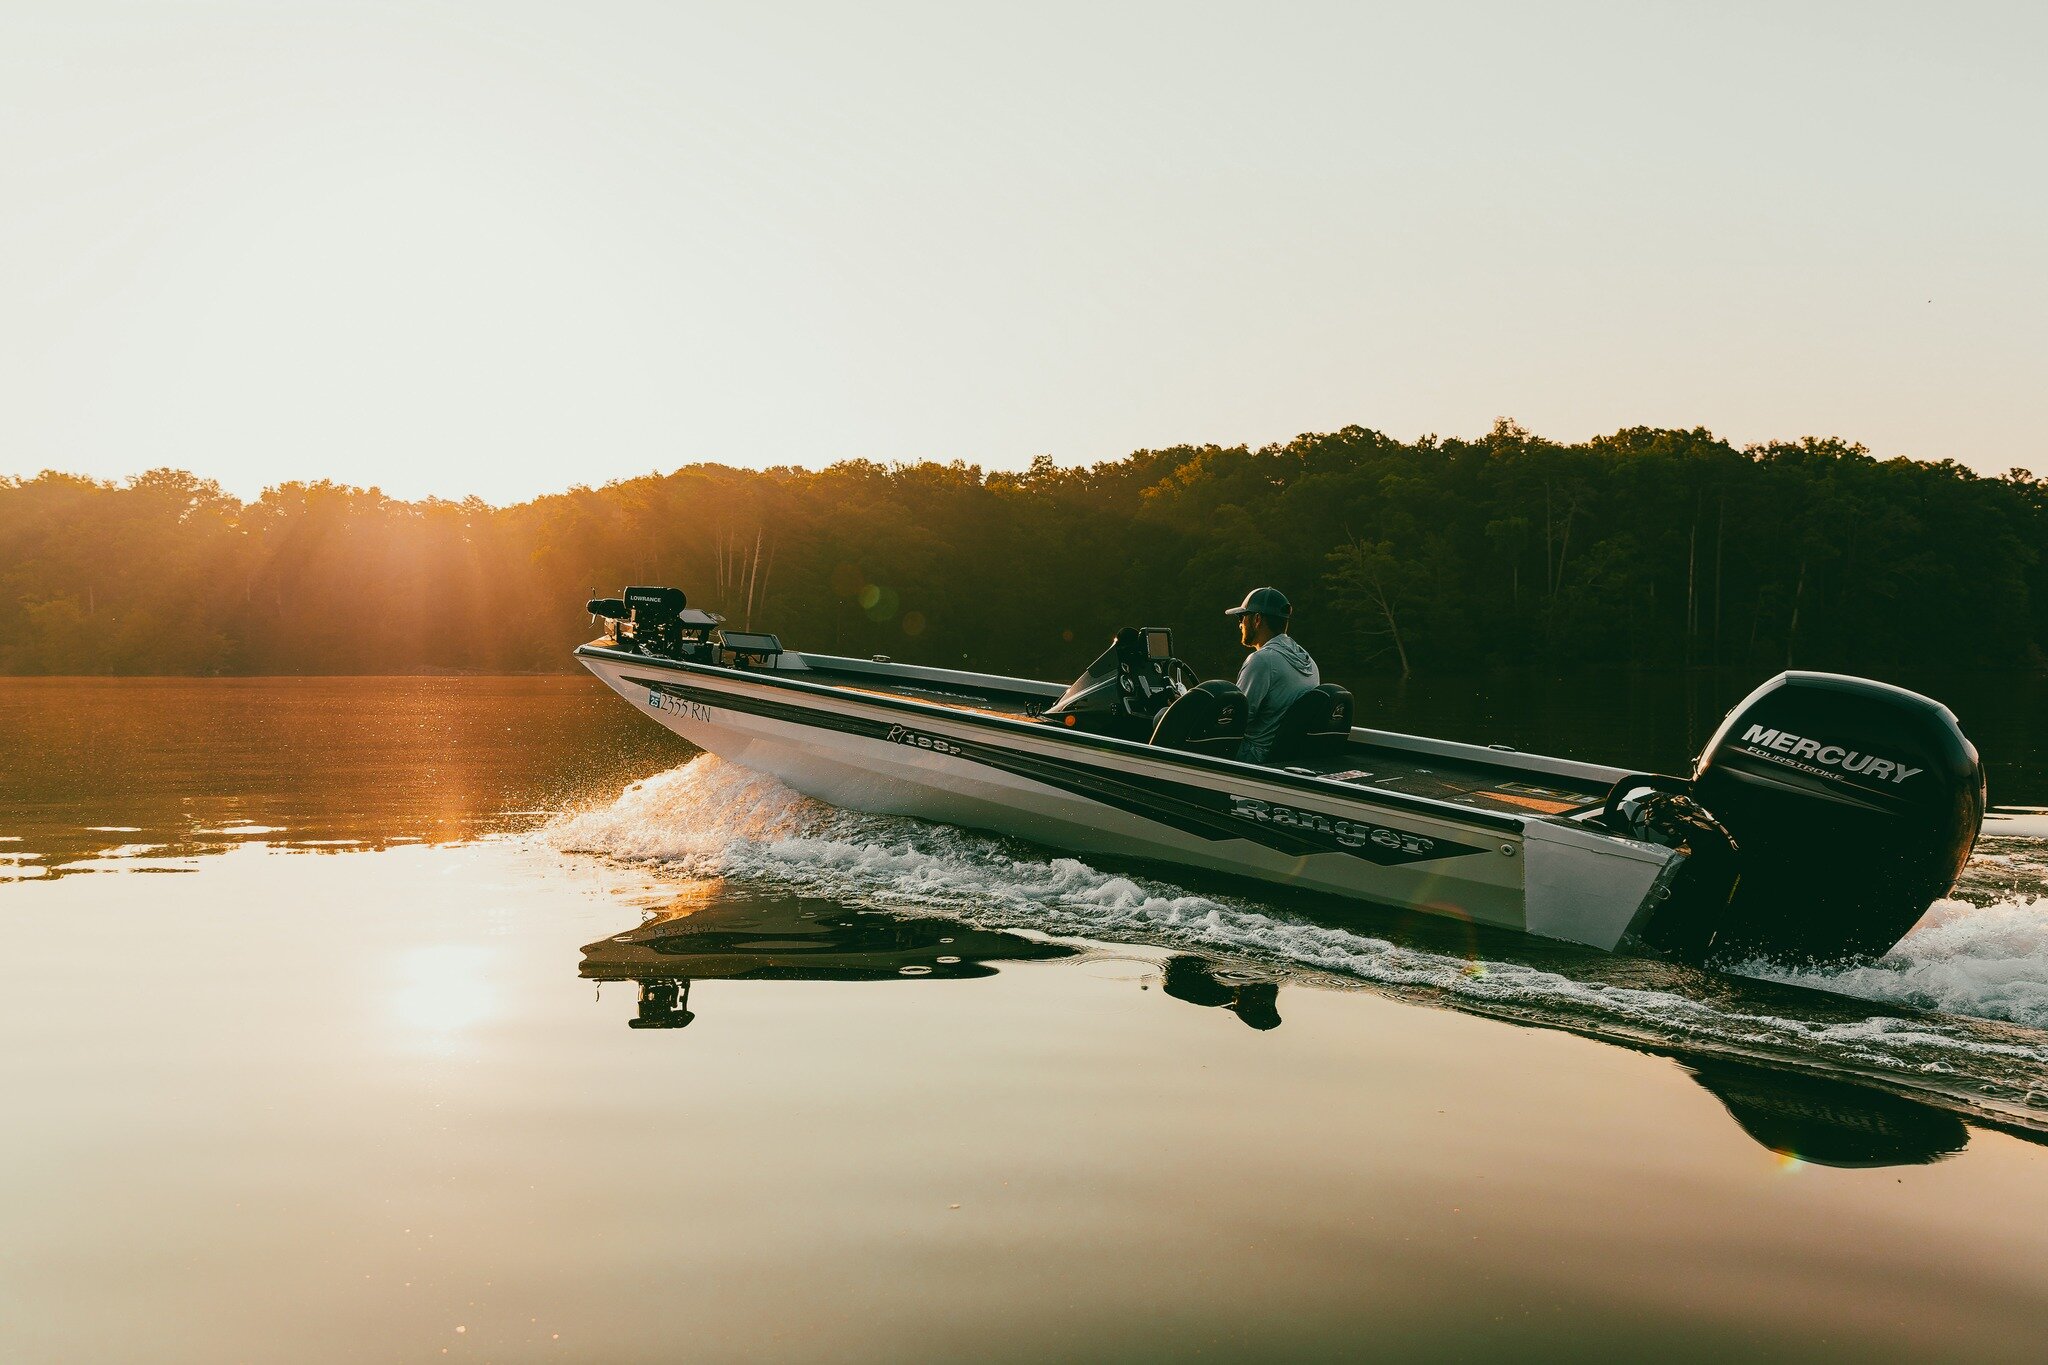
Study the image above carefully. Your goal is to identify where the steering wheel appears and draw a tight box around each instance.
[1106,630,1194,723]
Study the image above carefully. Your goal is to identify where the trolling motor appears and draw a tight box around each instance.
[587,585,723,659]
[1625,671,1984,963]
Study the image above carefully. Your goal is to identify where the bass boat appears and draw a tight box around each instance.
[575,586,1984,964]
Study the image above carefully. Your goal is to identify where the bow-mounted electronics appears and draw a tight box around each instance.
[587,585,723,659]
[717,631,784,670]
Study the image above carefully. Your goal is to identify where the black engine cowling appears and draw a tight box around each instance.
[1656,671,1984,962]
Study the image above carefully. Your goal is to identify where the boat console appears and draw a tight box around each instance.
[1040,627,1198,739]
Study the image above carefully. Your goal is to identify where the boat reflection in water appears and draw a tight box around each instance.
[581,893,1971,1168]
[579,887,1077,1029]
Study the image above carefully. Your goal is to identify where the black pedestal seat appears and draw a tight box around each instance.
[1148,681,1249,758]
[1268,685,1356,766]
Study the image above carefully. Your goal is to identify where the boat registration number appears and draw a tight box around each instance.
[648,690,713,723]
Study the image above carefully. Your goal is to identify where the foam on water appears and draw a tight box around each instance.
[548,758,2048,1116]
[1742,897,2048,1031]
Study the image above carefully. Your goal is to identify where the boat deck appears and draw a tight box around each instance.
[796,662,1615,821]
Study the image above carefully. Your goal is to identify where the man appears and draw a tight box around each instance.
[1225,586,1319,764]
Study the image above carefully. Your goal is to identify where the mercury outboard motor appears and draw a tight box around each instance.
[1643,672,1983,963]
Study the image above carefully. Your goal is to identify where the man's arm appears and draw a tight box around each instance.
[1237,649,1274,714]
[1234,650,1280,762]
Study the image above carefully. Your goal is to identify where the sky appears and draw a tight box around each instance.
[1,1,2042,504]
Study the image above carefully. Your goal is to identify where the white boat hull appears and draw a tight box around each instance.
[577,647,1678,951]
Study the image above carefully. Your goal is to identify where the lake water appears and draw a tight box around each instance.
[3,674,2046,1362]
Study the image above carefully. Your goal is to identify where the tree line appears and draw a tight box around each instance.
[3,421,2044,681]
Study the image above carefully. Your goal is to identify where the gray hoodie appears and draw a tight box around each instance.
[1234,633,1320,764]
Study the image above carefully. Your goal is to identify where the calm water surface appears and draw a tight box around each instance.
[3,675,2046,1362]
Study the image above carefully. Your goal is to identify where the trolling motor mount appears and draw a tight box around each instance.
[589,585,722,659]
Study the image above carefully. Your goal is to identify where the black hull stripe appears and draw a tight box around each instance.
[622,673,1490,868]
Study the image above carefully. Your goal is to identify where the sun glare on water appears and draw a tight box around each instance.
[387,945,501,1049]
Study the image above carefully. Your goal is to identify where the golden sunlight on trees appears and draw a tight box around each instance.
[2,428,2043,679]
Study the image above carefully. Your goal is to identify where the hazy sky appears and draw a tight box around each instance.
[2,2,2041,503]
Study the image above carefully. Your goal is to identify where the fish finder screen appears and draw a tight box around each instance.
[1142,627,1172,660]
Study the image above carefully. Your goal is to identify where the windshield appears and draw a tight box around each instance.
[1047,635,1129,713]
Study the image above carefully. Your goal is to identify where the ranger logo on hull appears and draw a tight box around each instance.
[1229,796,1443,860]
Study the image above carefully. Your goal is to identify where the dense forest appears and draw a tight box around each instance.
[4,422,2045,682]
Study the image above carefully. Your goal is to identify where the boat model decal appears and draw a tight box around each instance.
[884,724,966,756]
[624,674,1488,867]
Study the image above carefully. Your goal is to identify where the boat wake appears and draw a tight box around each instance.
[1738,898,2048,1029]
[548,757,2048,1128]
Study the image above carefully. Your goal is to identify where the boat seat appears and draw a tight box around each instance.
[1268,684,1355,765]
[1149,681,1247,758]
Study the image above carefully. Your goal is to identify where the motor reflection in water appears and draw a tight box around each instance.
[580,889,1077,1030]
[583,893,1977,1168]
[1685,1061,1968,1168]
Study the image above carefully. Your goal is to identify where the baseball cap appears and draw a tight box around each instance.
[1225,587,1291,618]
